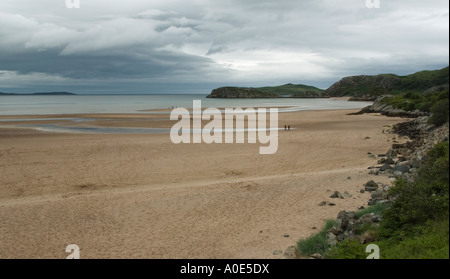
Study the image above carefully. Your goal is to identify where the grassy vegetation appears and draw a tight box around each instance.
[391,67,450,93]
[296,219,336,256]
[381,88,449,127]
[297,142,449,259]
[327,66,449,97]
[257,83,324,97]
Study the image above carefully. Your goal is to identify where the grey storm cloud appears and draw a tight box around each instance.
[0,0,448,94]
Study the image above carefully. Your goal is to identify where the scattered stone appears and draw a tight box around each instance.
[347,176,352,180]
[393,164,410,174]
[273,250,283,255]
[371,215,382,223]
[364,137,371,140]
[360,231,378,244]
[311,227,317,230]
[330,191,344,199]
[360,189,365,194]
[283,234,290,238]
[281,246,301,259]
[359,213,375,225]
[379,164,392,171]
[364,180,379,192]
[371,189,388,202]
[310,253,323,259]
[328,203,336,206]
[318,201,327,206]
[342,191,352,199]
[369,169,379,175]
[377,154,386,157]
[326,232,337,247]
[358,206,365,210]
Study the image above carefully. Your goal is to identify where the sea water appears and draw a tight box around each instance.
[0,94,372,116]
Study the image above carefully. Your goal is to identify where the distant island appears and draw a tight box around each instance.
[0,92,77,96]
[207,84,326,98]
[207,66,449,100]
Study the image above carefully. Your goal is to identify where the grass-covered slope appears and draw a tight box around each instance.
[206,83,325,98]
[324,67,449,99]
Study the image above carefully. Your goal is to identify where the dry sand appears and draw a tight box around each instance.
[0,109,408,259]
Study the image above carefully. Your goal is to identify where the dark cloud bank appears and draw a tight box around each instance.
[0,0,448,94]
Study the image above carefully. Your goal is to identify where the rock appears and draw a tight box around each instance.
[371,189,388,201]
[360,189,365,194]
[283,234,290,238]
[310,253,323,259]
[347,176,352,180]
[281,246,302,259]
[369,169,379,175]
[342,191,352,199]
[371,215,382,223]
[393,164,410,174]
[385,157,395,165]
[318,201,327,206]
[273,250,283,255]
[330,191,344,199]
[328,203,336,206]
[360,231,378,244]
[379,164,392,171]
[358,206,365,210]
[359,213,375,225]
[328,219,343,235]
[326,232,337,247]
[364,180,379,192]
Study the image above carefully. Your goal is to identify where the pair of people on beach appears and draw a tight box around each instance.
[284,125,290,131]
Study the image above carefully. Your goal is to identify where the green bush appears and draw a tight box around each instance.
[381,142,449,238]
[326,239,369,259]
[429,98,449,126]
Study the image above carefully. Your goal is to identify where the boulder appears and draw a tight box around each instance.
[281,246,302,259]
[364,180,379,192]
[330,191,344,199]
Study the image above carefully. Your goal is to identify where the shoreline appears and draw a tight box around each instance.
[0,108,408,259]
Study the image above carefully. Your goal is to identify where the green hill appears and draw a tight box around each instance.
[207,83,325,98]
[324,67,449,100]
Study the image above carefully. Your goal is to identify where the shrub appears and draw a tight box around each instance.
[381,142,449,238]
[428,98,449,126]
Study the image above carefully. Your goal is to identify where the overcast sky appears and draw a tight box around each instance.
[0,0,448,94]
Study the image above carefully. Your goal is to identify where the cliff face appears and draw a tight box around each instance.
[207,87,278,98]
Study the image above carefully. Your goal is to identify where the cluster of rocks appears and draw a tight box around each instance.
[363,180,391,206]
[367,116,449,183]
[326,210,382,248]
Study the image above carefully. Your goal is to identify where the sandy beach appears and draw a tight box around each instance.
[0,109,408,259]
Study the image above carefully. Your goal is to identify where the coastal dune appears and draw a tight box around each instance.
[0,109,407,259]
